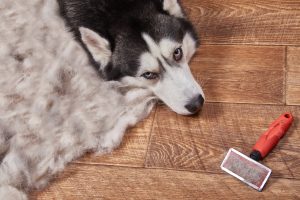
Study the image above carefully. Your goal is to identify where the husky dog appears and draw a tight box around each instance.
[58,0,205,115]
[0,0,205,199]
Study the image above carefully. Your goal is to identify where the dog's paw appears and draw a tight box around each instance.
[97,140,119,155]
[127,98,157,121]
[125,88,154,103]
[97,130,124,155]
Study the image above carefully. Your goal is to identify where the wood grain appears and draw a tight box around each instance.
[287,47,300,105]
[146,103,300,179]
[191,45,285,104]
[182,0,300,45]
[32,164,300,200]
[73,110,156,167]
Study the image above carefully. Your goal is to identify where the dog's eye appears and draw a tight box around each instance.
[141,72,159,80]
[173,47,183,61]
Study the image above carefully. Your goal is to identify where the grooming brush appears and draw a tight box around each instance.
[221,112,294,191]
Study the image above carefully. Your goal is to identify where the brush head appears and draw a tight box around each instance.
[221,148,272,191]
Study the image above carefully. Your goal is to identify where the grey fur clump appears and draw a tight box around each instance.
[0,0,156,199]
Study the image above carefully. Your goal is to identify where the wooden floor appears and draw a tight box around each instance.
[33,1,300,199]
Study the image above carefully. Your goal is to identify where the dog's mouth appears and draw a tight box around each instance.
[156,94,205,116]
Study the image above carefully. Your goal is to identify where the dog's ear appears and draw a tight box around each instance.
[79,27,112,70]
[162,0,184,18]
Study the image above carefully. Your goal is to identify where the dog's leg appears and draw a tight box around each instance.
[98,90,156,154]
[97,115,135,154]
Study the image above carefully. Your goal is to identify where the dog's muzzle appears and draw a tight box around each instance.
[185,94,205,114]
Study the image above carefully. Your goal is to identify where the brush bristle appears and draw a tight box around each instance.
[221,148,272,191]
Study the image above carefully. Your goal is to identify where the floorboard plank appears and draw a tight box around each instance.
[32,164,300,200]
[182,0,300,45]
[73,110,156,167]
[146,103,300,179]
[287,47,300,105]
[191,45,285,104]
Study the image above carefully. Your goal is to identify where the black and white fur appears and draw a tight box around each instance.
[58,0,205,115]
[0,0,205,199]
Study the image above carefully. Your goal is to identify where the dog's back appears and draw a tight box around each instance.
[58,0,165,46]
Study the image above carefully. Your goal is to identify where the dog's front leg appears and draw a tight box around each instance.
[97,90,156,154]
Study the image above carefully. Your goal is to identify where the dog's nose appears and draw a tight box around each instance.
[185,95,204,114]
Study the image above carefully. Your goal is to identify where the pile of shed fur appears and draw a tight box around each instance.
[0,0,155,199]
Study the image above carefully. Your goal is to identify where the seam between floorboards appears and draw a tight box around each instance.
[149,102,299,109]
[203,101,299,107]
[201,43,300,47]
[71,162,299,181]
[284,46,288,105]
[150,99,300,107]
[143,104,158,167]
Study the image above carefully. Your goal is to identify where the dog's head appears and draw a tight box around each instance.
[79,0,205,115]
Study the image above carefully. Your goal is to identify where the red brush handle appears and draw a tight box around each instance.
[252,113,294,159]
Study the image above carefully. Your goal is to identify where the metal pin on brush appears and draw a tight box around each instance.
[220,113,294,191]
